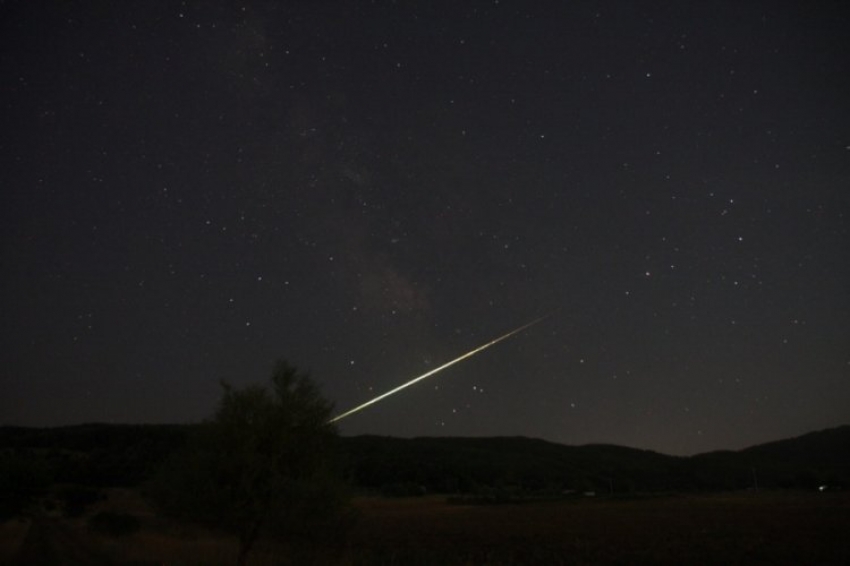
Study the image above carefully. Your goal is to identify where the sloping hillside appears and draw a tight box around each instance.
[2,424,848,501]
[341,426,850,494]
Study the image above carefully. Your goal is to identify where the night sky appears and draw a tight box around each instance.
[2,1,848,455]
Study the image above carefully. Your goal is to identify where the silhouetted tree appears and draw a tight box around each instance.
[148,361,350,566]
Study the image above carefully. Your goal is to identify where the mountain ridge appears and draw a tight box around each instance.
[1,423,847,494]
[340,425,850,493]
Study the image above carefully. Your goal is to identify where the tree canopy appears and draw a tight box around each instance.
[148,360,350,565]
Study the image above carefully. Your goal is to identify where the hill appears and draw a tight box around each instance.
[687,425,850,490]
[340,435,683,495]
[1,424,848,512]
[341,426,850,495]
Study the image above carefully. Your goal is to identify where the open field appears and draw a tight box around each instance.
[2,489,848,565]
[348,492,850,565]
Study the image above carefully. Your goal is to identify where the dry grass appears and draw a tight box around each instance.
[345,492,850,565]
[0,517,31,563]
[4,490,848,565]
[97,530,238,565]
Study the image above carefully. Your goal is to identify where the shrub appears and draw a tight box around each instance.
[89,511,140,537]
[58,485,102,517]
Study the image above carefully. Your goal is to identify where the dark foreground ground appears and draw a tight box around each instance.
[348,492,849,565]
[1,490,848,565]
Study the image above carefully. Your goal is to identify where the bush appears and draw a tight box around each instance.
[89,511,140,537]
[58,485,102,517]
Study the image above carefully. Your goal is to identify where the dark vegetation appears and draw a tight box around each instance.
[3,420,848,564]
[2,424,848,515]
[0,424,185,521]
[146,361,351,565]
[342,427,850,499]
[87,511,140,537]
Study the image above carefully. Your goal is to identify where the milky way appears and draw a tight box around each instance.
[1,1,848,454]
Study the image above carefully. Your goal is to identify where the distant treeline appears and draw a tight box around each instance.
[2,423,849,517]
[0,424,188,488]
[1,424,192,519]
[342,430,850,496]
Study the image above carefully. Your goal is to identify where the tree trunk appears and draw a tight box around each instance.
[236,522,261,566]
[236,537,253,566]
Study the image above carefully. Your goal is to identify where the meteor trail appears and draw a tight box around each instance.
[329,313,553,423]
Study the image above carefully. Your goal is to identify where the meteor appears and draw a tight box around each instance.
[329,313,552,423]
